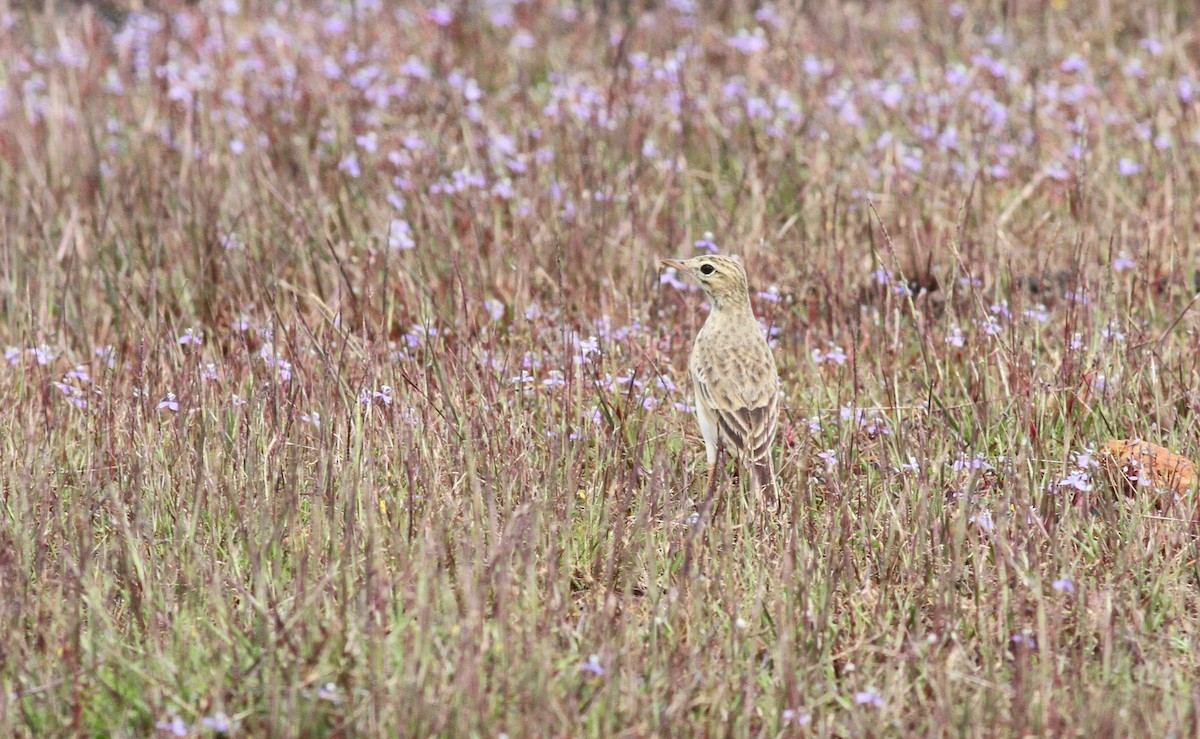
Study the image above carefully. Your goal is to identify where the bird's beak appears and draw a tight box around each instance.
[661,259,687,271]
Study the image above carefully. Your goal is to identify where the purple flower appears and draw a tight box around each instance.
[178,328,203,346]
[726,28,767,54]
[694,233,719,252]
[1045,163,1070,181]
[781,708,812,726]
[201,713,232,732]
[1117,158,1142,176]
[1060,54,1087,73]
[387,219,415,250]
[1139,38,1163,56]
[1056,470,1092,493]
[374,386,393,405]
[813,345,848,365]
[817,450,838,467]
[155,717,188,736]
[301,411,320,427]
[1112,252,1137,272]
[1023,307,1050,323]
[427,6,454,26]
[483,299,505,322]
[580,654,605,676]
[952,454,993,472]
[1011,632,1037,649]
[158,393,179,412]
[1052,577,1076,594]
[338,153,361,179]
[969,511,994,532]
[854,690,884,709]
[944,326,965,348]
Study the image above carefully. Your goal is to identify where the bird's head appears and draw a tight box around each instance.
[660,254,750,307]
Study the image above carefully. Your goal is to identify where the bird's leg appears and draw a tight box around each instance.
[702,447,726,520]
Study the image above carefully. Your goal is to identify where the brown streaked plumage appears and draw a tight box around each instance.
[661,254,779,505]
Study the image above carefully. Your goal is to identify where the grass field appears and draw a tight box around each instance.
[2,0,1200,735]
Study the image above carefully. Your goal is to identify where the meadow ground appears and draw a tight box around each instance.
[1,0,1200,735]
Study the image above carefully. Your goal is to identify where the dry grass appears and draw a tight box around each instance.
[1,0,1200,735]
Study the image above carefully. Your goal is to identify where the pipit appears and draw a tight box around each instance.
[661,254,779,505]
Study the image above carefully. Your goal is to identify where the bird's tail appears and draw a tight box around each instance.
[750,454,778,507]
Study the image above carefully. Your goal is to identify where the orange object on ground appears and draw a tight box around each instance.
[1100,439,1199,499]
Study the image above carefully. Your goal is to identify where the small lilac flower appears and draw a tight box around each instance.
[1023,307,1050,323]
[854,690,884,709]
[1074,450,1097,469]
[1117,158,1142,176]
[781,708,812,726]
[33,345,55,365]
[1178,76,1194,103]
[727,28,767,54]
[483,299,504,322]
[231,394,247,407]
[316,682,342,702]
[1060,54,1087,73]
[200,363,218,381]
[673,401,695,413]
[427,6,454,26]
[374,385,393,405]
[338,153,361,178]
[694,232,719,252]
[4,347,19,365]
[155,717,188,736]
[817,450,838,468]
[66,365,90,383]
[1056,470,1092,493]
[945,326,965,348]
[178,328,203,346]
[840,406,866,425]
[804,416,822,433]
[1011,632,1037,649]
[1112,252,1137,272]
[387,219,415,250]
[158,393,179,412]
[952,454,993,472]
[1052,577,1076,594]
[1045,163,1070,181]
[969,511,994,532]
[301,411,320,427]
[580,654,605,676]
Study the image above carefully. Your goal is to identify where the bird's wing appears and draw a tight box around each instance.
[690,342,778,463]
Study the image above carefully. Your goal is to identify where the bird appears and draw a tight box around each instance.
[660,254,780,507]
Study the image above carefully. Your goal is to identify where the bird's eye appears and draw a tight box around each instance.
[700,264,715,275]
